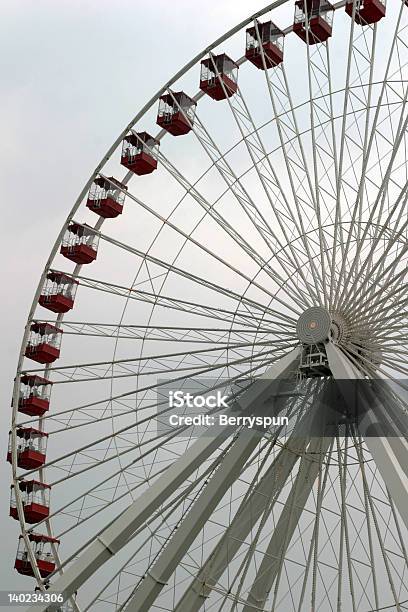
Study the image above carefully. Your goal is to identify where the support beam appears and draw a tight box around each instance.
[123,430,261,612]
[173,407,314,612]
[370,389,408,478]
[242,435,332,612]
[26,348,301,612]
[121,347,301,611]
[326,342,408,531]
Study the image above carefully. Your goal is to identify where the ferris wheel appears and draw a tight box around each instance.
[8,0,408,610]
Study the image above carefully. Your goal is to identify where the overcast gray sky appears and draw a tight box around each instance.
[0,0,280,595]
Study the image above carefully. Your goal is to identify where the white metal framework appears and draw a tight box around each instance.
[7,1,408,611]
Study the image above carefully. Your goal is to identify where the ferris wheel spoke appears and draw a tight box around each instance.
[369,237,408,310]
[46,321,288,345]
[307,435,332,612]
[330,15,374,304]
[380,344,408,359]
[303,34,338,309]
[337,430,358,612]
[375,356,408,376]
[296,451,340,612]
[387,491,408,571]
[352,305,408,340]
[347,292,408,348]
[361,256,408,325]
[345,277,407,330]
[159,94,316,309]
[25,340,295,385]
[252,25,330,307]
[218,80,326,308]
[319,41,344,311]
[339,182,408,315]
[333,3,407,310]
[366,355,408,379]
[348,300,408,341]
[339,346,380,379]
[128,136,308,313]
[340,233,408,318]
[178,78,321,310]
[72,272,281,328]
[273,67,316,217]
[22,348,298,485]
[349,23,378,244]
[240,435,332,612]
[352,296,407,334]
[340,435,390,612]
[20,346,296,436]
[82,221,302,318]
[335,99,408,311]
[102,167,310,312]
[275,62,326,238]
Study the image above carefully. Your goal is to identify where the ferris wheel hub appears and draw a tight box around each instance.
[296,306,332,345]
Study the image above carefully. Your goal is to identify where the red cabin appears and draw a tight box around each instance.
[246,21,284,69]
[200,54,238,100]
[293,0,334,44]
[121,133,159,175]
[60,223,99,265]
[39,271,78,313]
[10,480,51,523]
[15,533,59,578]
[25,322,62,364]
[345,0,385,24]
[86,176,127,218]
[157,92,197,136]
[18,375,52,417]
[7,428,48,470]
